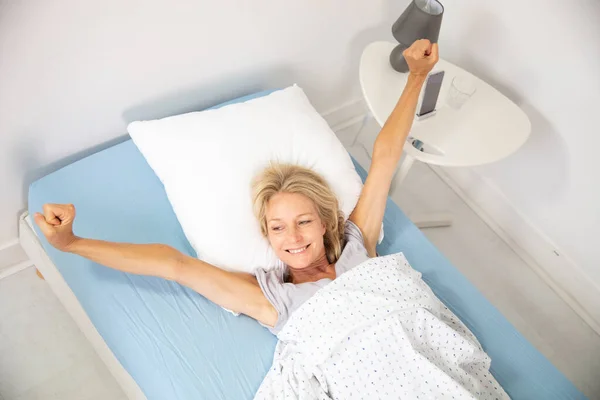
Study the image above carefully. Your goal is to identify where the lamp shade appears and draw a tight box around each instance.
[392,0,444,45]
[389,0,444,72]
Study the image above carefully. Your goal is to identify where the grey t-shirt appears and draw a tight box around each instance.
[255,220,369,335]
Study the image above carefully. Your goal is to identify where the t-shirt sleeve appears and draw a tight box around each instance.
[335,220,370,276]
[344,219,366,244]
[254,268,289,334]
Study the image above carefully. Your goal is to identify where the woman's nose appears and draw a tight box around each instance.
[288,227,303,242]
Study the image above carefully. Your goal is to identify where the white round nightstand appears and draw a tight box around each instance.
[358,41,531,177]
[356,41,531,227]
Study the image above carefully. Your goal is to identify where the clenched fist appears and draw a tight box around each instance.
[403,39,439,78]
[34,203,78,252]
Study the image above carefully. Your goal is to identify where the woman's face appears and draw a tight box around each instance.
[265,192,327,269]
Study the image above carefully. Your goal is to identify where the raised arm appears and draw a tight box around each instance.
[350,40,439,256]
[34,203,277,327]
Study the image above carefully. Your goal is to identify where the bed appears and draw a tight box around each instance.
[20,90,587,400]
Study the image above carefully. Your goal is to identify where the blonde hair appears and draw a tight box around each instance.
[252,163,345,264]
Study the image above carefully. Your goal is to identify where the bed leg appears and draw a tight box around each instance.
[36,268,45,280]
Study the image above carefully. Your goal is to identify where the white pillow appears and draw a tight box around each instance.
[128,85,364,273]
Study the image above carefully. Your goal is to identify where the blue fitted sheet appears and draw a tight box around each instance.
[29,90,586,400]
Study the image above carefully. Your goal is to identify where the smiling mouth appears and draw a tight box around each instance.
[286,244,310,254]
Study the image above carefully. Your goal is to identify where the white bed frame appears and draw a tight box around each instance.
[18,211,146,400]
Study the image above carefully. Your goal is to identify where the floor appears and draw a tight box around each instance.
[0,121,599,399]
[0,267,127,400]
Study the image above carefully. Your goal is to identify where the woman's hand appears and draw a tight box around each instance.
[403,39,439,78]
[34,203,79,252]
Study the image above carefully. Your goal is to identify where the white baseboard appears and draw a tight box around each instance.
[0,260,33,280]
[430,166,600,334]
[0,239,31,278]
[321,97,367,132]
[326,100,600,336]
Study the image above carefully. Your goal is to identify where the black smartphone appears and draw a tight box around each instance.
[416,70,445,118]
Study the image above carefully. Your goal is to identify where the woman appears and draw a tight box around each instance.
[34,39,439,334]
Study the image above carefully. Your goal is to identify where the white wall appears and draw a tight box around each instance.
[0,0,405,250]
[436,0,600,285]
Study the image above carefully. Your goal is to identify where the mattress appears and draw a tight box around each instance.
[27,90,587,400]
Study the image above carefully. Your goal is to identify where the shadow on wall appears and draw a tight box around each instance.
[121,66,294,123]
[443,6,569,206]
[476,102,570,207]
[337,0,410,103]
[17,66,295,218]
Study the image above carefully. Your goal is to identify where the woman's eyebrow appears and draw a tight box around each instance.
[268,213,314,222]
[296,213,314,218]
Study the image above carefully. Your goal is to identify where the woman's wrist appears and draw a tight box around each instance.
[408,72,428,86]
[63,235,82,253]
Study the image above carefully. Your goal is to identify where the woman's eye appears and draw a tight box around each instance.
[271,226,283,231]
[299,220,312,225]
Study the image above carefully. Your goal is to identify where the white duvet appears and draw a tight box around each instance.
[254,253,509,400]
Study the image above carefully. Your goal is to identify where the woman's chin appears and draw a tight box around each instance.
[281,255,312,269]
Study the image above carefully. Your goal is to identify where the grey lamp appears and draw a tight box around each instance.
[390,0,444,73]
